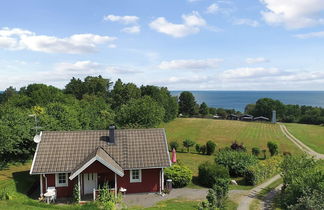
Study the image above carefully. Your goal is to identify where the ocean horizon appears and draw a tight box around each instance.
[171,91,324,112]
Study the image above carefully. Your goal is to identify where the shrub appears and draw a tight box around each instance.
[0,188,11,201]
[97,182,119,210]
[215,150,258,176]
[195,144,201,153]
[244,155,283,185]
[198,161,229,187]
[206,141,216,155]
[183,139,195,153]
[262,149,267,159]
[169,141,179,151]
[230,141,246,152]
[267,141,279,156]
[200,145,206,155]
[252,147,261,156]
[72,183,80,203]
[198,179,229,209]
[164,164,192,188]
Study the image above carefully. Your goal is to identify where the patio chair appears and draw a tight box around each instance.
[45,187,57,203]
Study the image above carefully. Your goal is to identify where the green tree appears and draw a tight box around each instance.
[83,75,112,98]
[169,141,179,151]
[244,104,256,115]
[64,77,85,99]
[254,98,285,120]
[110,79,141,109]
[183,139,195,153]
[116,96,165,128]
[0,86,17,103]
[252,147,261,156]
[199,102,209,116]
[178,91,196,116]
[267,141,279,156]
[206,141,216,155]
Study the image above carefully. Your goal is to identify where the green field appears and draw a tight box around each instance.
[285,123,324,154]
[161,118,301,154]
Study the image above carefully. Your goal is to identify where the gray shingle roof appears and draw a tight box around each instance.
[30,128,171,174]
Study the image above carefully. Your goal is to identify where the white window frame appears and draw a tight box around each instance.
[130,169,142,183]
[55,173,68,187]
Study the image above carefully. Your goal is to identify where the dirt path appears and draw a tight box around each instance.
[279,124,324,159]
[260,184,282,210]
[237,174,281,210]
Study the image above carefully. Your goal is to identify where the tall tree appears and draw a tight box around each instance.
[110,79,141,109]
[199,102,209,116]
[179,91,196,116]
[64,77,85,99]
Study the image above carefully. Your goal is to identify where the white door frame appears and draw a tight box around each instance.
[83,173,98,194]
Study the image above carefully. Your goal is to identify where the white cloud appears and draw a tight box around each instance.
[233,18,259,27]
[245,57,269,64]
[260,0,324,29]
[159,58,223,70]
[121,26,141,34]
[154,75,208,85]
[222,67,281,79]
[108,44,117,48]
[0,27,116,54]
[149,11,207,38]
[103,15,139,24]
[294,31,324,39]
[206,3,219,14]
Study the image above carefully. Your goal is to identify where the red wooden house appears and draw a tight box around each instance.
[30,126,171,199]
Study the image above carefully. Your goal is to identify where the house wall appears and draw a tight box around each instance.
[43,174,76,198]
[117,168,161,194]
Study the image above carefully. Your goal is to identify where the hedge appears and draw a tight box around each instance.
[198,161,230,187]
[244,155,283,185]
[164,164,192,188]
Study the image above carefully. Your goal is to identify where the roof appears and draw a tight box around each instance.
[30,128,171,175]
[69,147,124,179]
[254,116,270,120]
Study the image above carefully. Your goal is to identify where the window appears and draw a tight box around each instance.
[130,169,142,183]
[55,173,68,187]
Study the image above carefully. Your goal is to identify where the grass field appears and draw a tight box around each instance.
[285,123,324,154]
[161,118,301,154]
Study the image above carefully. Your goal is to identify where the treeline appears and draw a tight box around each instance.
[0,76,178,166]
[178,91,241,118]
[245,98,324,125]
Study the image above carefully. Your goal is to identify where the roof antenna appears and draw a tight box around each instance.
[29,114,42,143]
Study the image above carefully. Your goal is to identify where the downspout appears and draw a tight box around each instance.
[114,173,117,198]
[42,174,47,191]
[40,174,43,197]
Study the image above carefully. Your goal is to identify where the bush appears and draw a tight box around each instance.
[200,145,206,154]
[72,183,80,203]
[183,139,195,153]
[252,147,261,156]
[206,141,216,155]
[230,141,246,152]
[169,141,179,151]
[195,144,201,153]
[215,150,258,176]
[0,188,11,201]
[244,156,283,185]
[199,179,229,209]
[198,161,229,187]
[267,141,279,156]
[164,164,192,188]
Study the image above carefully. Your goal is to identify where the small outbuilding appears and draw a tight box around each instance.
[227,114,238,120]
[254,116,270,122]
[240,114,253,121]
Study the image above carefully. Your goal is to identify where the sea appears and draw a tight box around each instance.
[170,91,324,112]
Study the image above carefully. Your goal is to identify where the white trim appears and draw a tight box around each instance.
[55,173,68,187]
[124,166,166,170]
[130,169,142,183]
[161,168,164,191]
[162,129,172,166]
[30,132,42,174]
[77,174,81,202]
[69,156,124,180]
[159,169,162,194]
[40,174,43,197]
[114,173,117,198]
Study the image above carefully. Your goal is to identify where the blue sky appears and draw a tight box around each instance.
[1,0,324,90]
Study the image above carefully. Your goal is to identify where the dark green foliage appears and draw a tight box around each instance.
[251,147,261,156]
[206,141,216,155]
[201,145,207,155]
[253,98,285,120]
[64,77,85,100]
[169,141,179,151]
[279,155,324,209]
[262,149,267,159]
[110,79,141,109]
[72,183,80,203]
[116,96,165,128]
[195,144,201,153]
[164,164,192,188]
[215,150,258,176]
[267,141,279,156]
[198,161,230,188]
[199,102,209,116]
[178,91,196,116]
[182,139,196,153]
[0,86,17,103]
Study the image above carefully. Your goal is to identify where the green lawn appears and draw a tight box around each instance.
[285,123,324,154]
[161,118,301,154]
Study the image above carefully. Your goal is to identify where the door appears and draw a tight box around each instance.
[83,173,97,194]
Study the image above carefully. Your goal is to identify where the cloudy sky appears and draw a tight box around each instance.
[1,0,324,90]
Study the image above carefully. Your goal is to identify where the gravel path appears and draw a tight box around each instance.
[279,124,324,159]
[237,174,281,210]
[260,184,282,210]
